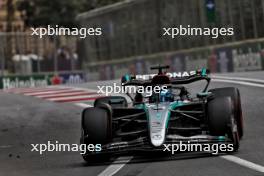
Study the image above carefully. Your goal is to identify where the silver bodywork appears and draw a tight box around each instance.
[146,102,179,147]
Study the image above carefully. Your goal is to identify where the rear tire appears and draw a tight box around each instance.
[209,87,243,138]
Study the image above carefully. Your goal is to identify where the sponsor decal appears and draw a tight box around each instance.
[59,73,85,84]
[135,71,197,80]
[167,71,197,78]
[152,134,162,140]
[51,75,63,85]
[152,121,162,127]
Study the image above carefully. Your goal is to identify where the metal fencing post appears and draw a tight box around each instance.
[251,0,258,38]
[37,35,41,73]
[227,0,235,42]
[238,1,246,39]
[0,33,5,76]
[70,37,75,71]
[54,36,58,74]
[262,0,264,37]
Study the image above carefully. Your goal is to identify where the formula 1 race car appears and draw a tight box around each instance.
[80,66,243,162]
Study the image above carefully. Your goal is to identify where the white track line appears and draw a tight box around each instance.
[24,89,84,96]
[221,155,264,173]
[212,79,264,88]
[47,94,105,101]
[212,75,264,84]
[98,156,133,176]
[0,145,12,149]
[74,103,92,108]
[36,91,95,98]
[6,87,71,93]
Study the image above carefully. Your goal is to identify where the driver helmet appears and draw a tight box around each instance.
[160,89,173,102]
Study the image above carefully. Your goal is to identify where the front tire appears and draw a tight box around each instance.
[94,96,128,108]
[209,87,243,138]
[207,97,240,152]
[81,107,112,162]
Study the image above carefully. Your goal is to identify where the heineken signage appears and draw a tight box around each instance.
[0,73,86,89]
[0,75,52,90]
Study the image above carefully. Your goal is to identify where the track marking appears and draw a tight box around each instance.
[24,89,85,96]
[98,156,133,176]
[6,88,71,94]
[48,95,105,102]
[47,94,104,101]
[74,103,93,108]
[4,86,102,103]
[212,75,264,84]
[221,155,264,173]
[212,79,264,88]
[0,145,12,149]
[37,92,97,99]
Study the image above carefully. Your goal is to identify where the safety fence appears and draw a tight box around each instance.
[82,38,264,81]
[77,0,264,64]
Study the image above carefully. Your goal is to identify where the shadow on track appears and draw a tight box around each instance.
[67,152,221,168]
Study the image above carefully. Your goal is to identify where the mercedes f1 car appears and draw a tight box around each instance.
[80,66,243,162]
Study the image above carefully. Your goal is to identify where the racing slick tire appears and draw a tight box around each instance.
[81,106,112,162]
[94,96,128,108]
[207,97,240,151]
[209,87,243,139]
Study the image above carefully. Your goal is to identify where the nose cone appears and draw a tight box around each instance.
[147,103,170,147]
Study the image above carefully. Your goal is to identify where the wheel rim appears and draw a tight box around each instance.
[229,116,240,151]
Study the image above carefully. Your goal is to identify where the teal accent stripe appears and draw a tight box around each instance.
[125,74,130,81]
[201,68,207,76]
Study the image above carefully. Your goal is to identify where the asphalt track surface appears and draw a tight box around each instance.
[1,72,264,176]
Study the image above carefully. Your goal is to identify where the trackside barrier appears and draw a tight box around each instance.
[0,72,85,89]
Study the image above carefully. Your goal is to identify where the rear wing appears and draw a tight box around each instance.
[123,68,209,81]
[170,69,210,84]
[121,68,211,92]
